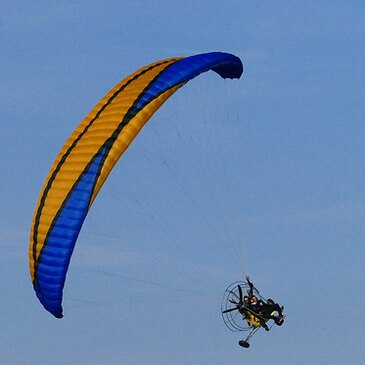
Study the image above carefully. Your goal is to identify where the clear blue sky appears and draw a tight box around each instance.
[1,1,364,364]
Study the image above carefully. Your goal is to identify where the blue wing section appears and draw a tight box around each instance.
[34,146,108,318]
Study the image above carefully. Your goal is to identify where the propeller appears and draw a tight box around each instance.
[222,307,239,314]
[238,285,243,302]
[223,284,245,315]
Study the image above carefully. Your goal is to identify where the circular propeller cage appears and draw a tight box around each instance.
[221,281,262,332]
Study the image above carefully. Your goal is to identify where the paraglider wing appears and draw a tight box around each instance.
[29,52,243,318]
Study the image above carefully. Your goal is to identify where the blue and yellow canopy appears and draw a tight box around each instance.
[29,52,243,318]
